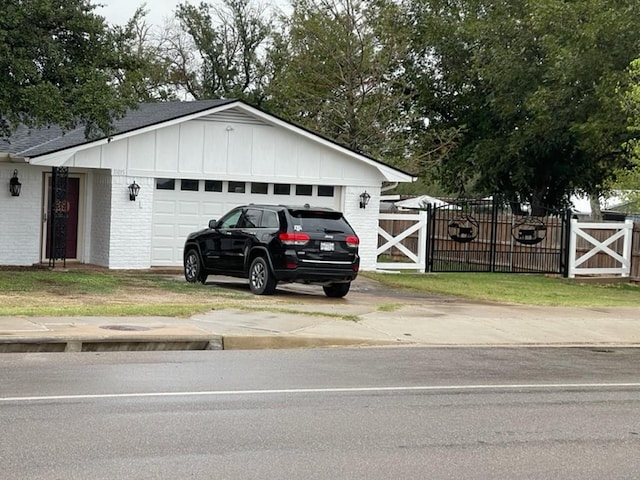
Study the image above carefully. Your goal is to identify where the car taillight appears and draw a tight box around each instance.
[279,232,310,245]
[346,235,359,248]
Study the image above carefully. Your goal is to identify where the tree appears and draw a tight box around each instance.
[0,0,136,138]
[264,0,414,165]
[407,0,640,211]
[167,0,273,104]
[610,58,640,209]
[109,6,181,102]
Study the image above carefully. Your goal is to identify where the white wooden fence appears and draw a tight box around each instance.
[568,219,634,278]
[376,211,428,272]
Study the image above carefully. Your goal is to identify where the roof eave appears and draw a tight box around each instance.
[25,100,417,183]
[230,103,416,183]
[27,100,245,165]
[0,153,28,163]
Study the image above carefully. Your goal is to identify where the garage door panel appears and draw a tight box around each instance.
[179,201,200,215]
[151,247,174,264]
[154,200,176,214]
[152,184,342,266]
[152,239,176,248]
[153,224,175,237]
[178,224,204,237]
[202,202,226,217]
[176,216,200,229]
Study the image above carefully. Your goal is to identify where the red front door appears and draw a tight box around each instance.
[45,177,80,260]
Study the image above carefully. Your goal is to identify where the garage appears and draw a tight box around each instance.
[5,99,414,271]
[151,179,342,265]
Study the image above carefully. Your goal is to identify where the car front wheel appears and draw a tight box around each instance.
[323,282,351,298]
[249,257,277,295]
[184,249,207,284]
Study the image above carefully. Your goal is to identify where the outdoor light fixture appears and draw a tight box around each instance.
[128,180,140,201]
[9,169,21,197]
[359,190,371,209]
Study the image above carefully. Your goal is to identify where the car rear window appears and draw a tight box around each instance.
[288,210,351,233]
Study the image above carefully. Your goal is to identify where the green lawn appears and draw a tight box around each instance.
[0,269,638,317]
[0,269,359,319]
[364,272,640,307]
[0,269,252,317]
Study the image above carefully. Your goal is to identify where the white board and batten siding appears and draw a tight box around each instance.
[69,110,383,187]
[27,107,391,270]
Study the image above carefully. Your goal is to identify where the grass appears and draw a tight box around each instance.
[0,269,638,317]
[0,269,360,319]
[0,269,253,317]
[0,270,120,294]
[363,272,640,307]
[377,303,403,312]
[0,303,217,318]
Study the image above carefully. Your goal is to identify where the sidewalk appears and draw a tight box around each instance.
[1,277,639,352]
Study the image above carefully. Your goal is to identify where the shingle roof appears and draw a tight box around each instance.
[0,99,236,158]
[1,98,416,180]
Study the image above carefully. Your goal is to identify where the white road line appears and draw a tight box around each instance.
[2,383,640,403]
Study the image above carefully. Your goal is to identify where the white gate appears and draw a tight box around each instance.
[568,219,634,278]
[377,211,428,272]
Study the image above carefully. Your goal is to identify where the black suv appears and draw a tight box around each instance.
[183,204,360,297]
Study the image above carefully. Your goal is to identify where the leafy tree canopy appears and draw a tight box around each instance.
[109,6,181,102]
[407,0,640,211]
[609,58,640,209]
[0,0,137,138]
[264,0,414,165]
[171,0,273,104]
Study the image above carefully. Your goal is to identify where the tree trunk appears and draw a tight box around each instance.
[589,195,603,220]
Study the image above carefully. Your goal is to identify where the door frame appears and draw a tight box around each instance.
[41,172,86,263]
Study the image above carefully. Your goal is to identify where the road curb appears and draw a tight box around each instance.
[0,334,404,353]
[0,335,223,353]
[221,335,404,350]
[3,336,640,353]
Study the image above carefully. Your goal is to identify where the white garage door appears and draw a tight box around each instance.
[151,179,342,266]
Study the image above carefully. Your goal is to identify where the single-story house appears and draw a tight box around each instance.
[1,100,414,271]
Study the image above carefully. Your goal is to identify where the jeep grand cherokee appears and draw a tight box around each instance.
[183,204,360,297]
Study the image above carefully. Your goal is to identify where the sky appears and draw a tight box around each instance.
[95,0,290,27]
[96,0,182,27]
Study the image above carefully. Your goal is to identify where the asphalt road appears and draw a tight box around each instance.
[1,347,639,479]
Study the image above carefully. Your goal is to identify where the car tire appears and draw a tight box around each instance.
[249,257,277,295]
[184,249,207,284]
[323,282,351,298]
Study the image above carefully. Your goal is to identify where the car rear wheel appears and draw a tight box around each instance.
[323,282,351,298]
[249,257,277,295]
[184,249,207,284]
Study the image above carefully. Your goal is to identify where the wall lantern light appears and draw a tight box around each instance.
[128,180,140,201]
[359,190,371,209]
[9,169,21,197]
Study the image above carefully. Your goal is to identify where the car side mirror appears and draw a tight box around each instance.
[208,219,217,229]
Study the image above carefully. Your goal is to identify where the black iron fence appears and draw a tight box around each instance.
[426,198,571,275]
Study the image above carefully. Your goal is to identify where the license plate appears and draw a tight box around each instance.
[320,241,334,252]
